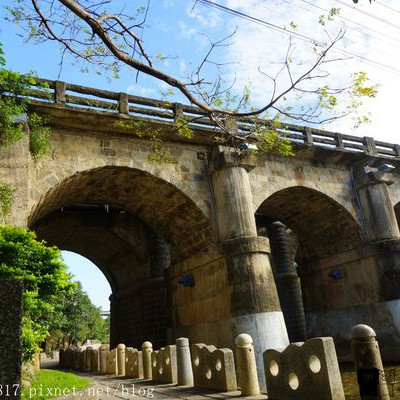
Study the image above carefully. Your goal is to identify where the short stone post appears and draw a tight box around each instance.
[91,349,100,372]
[99,345,108,374]
[176,337,194,387]
[117,343,126,376]
[85,347,92,371]
[235,334,260,396]
[351,324,390,400]
[142,341,153,379]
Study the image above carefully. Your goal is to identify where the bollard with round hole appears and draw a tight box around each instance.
[117,343,126,376]
[235,333,260,396]
[142,341,153,379]
[351,324,390,400]
[99,345,108,374]
[176,337,194,386]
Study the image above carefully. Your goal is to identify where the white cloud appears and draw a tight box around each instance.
[187,2,222,28]
[126,84,157,97]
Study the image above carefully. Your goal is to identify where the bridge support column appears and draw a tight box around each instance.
[353,163,400,241]
[210,146,289,387]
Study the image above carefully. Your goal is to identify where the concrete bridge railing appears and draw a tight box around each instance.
[8,77,400,159]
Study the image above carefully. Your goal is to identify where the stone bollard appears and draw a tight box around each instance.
[235,333,260,396]
[100,345,108,374]
[176,337,194,387]
[91,349,100,372]
[117,344,126,376]
[85,347,92,371]
[142,341,153,379]
[351,324,390,400]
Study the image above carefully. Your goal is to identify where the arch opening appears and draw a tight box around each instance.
[256,186,364,263]
[29,166,215,348]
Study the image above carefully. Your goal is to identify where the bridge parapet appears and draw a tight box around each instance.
[8,77,400,160]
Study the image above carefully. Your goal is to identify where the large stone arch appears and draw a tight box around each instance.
[29,166,214,263]
[28,165,215,348]
[255,186,364,262]
[250,157,360,226]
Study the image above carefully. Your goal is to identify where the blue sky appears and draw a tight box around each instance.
[2,0,400,308]
[62,251,111,311]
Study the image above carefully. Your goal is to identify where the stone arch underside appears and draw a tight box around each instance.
[29,166,215,348]
[256,186,364,262]
[29,166,215,269]
[32,208,160,293]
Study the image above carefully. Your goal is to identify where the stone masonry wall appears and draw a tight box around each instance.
[0,280,23,400]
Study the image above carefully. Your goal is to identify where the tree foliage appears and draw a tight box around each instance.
[0,225,109,359]
[0,225,73,362]
[3,1,379,151]
[48,281,109,349]
[0,42,51,159]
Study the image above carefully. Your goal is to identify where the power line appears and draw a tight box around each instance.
[375,1,400,15]
[284,0,400,64]
[334,0,400,31]
[297,0,400,48]
[196,0,400,76]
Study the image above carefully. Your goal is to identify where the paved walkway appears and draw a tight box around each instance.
[42,362,268,400]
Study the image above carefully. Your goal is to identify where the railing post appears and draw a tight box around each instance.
[117,343,126,376]
[176,337,194,387]
[335,132,345,149]
[223,116,237,136]
[393,144,400,157]
[118,93,129,114]
[363,136,377,155]
[235,333,260,396]
[54,81,66,104]
[173,103,184,120]
[305,127,314,146]
[351,324,390,400]
[142,341,153,379]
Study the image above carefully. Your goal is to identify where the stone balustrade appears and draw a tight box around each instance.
[57,333,358,399]
[263,337,345,400]
[191,343,237,392]
[151,345,177,384]
[126,347,143,378]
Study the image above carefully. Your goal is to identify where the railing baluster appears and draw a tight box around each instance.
[335,133,344,150]
[118,93,129,114]
[173,103,184,120]
[363,136,377,155]
[54,81,66,104]
[305,127,313,145]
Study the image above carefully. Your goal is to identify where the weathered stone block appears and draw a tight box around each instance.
[126,347,143,378]
[151,345,177,383]
[191,343,237,392]
[263,337,345,400]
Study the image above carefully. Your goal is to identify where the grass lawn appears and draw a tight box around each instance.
[22,370,90,399]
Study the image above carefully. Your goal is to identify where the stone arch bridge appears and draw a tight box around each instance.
[2,79,400,381]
